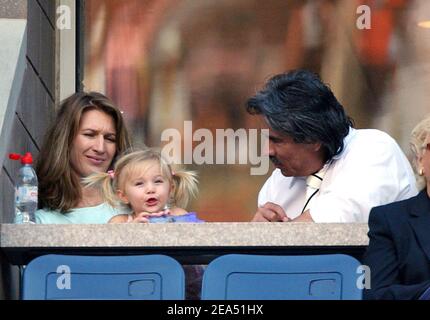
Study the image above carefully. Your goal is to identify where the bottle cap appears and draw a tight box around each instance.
[9,153,21,161]
[21,152,33,165]
[9,152,33,164]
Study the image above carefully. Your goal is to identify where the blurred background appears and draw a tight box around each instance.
[83,0,430,222]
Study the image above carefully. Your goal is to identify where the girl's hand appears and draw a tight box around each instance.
[141,209,171,217]
[129,212,150,223]
[130,209,171,223]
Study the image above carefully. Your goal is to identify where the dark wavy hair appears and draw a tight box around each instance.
[246,70,354,161]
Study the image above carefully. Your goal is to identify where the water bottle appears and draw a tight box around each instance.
[9,152,38,224]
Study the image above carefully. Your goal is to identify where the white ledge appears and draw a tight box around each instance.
[0,223,369,248]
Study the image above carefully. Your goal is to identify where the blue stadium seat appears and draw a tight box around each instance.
[22,254,185,300]
[201,254,363,300]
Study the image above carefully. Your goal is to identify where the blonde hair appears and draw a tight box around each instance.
[410,115,430,190]
[84,148,198,210]
[36,92,131,213]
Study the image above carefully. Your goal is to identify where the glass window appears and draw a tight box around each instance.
[83,0,430,221]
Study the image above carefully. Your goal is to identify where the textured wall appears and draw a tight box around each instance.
[1,0,55,224]
[0,0,26,18]
[0,0,57,300]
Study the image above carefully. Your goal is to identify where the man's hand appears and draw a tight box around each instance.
[252,202,290,222]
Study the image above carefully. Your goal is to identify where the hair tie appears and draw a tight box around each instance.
[171,171,176,176]
[107,170,115,179]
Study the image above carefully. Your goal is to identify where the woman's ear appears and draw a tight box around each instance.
[117,189,129,204]
[416,150,424,168]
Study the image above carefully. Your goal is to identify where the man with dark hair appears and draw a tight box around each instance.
[247,70,417,222]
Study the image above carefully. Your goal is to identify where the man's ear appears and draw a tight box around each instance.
[312,142,323,152]
[117,189,129,204]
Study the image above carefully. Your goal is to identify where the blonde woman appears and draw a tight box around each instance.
[364,116,430,300]
[84,149,201,223]
[35,92,131,223]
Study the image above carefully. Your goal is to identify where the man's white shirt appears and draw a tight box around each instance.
[258,128,418,222]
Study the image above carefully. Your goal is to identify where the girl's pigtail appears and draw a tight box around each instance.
[82,172,118,207]
[172,169,198,209]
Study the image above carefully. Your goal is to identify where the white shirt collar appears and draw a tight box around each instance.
[287,127,354,187]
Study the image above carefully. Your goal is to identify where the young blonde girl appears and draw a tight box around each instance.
[84,149,199,223]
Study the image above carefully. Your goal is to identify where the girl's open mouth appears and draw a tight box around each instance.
[146,198,158,206]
